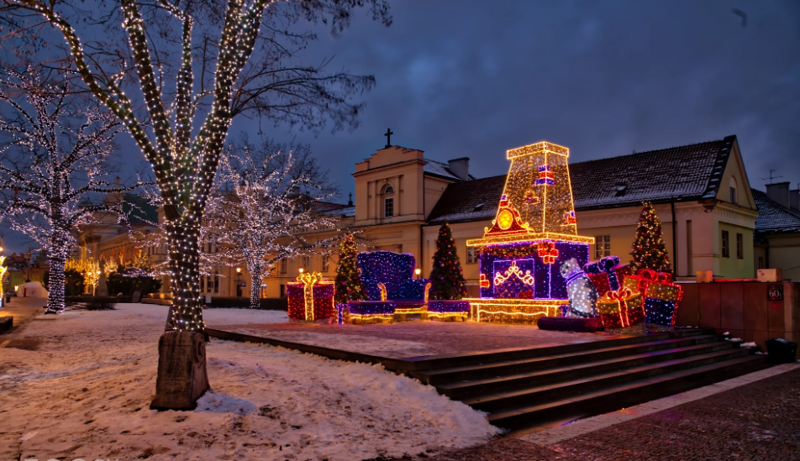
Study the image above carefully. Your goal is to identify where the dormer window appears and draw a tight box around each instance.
[382,184,394,218]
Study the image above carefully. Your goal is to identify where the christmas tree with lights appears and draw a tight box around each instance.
[334,234,365,305]
[630,202,672,274]
[430,223,468,300]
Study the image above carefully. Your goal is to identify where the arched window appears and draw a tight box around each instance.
[382,184,394,218]
[729,177,738,205]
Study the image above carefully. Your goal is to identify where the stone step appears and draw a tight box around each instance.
[466,348,751,412]
[487,354,767,430]
[438,340,738,399]
[413,335,722,385]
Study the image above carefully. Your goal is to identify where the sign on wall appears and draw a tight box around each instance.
[767,284,783,309]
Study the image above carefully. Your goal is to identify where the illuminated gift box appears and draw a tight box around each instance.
[623,269,683,327]
[582,256,632,298]
[287,272,335,321]
[596,286,644,329]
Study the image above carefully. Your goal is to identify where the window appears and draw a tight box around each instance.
[322,254,329,272]
[383,184,394,218]
[302,255,311,271]
[200,276,205,293]
[214,271,220,293]
[729,177,738,205]
[595,235,611,259]
[384,197,394,218]
[736,233,743,259]
[721,230,730,258]
[279,258,287,274]
[758,256,765,269]
[466,246,478,264]
[280,284,286,298]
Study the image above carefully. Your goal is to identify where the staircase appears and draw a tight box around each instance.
[409,329,768,432]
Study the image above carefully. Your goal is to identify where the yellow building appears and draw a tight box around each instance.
[79,135,800,299]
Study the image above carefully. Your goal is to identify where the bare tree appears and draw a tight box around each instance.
[206,137,340,309]
[0,68,138,313]
[0,0,391,333]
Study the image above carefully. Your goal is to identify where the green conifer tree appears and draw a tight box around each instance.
[334,234,365,305]
[430,223,468,300]
[630,202,672,274]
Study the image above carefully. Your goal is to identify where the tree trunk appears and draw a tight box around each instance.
[46,255,66,314]
[250,269,262,310]
[164,219,205,333]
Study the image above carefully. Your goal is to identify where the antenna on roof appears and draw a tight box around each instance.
[761,169,782,184]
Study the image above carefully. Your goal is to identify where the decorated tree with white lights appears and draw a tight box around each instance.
[0,0,391,333]
[630,202,672,274]
[0,69,136,313]
[205,138,340,309]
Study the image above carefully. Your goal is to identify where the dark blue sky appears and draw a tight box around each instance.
[3,0,799,254]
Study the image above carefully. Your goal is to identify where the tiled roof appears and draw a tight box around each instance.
[427,136,738,224]
[752,190,800,234]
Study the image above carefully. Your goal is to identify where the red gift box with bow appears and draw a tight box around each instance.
[596,286,644,329]
[583,256,633,298]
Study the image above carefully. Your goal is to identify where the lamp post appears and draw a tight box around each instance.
[415,268,421,280]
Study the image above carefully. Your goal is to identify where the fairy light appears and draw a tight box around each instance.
[0,68,136,314]
[464,141,594,323]
[287,271,334,321]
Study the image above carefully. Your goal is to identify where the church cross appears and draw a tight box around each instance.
[384,128,394,148]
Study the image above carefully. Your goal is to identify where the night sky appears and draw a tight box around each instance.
[2,0,799,254]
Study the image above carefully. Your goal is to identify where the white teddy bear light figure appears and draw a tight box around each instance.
[559,258,599,318]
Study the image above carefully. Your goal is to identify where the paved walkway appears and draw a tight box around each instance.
[422,364,800,460]
[0,296,47,345]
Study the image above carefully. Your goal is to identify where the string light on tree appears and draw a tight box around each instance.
[429,223,467,300]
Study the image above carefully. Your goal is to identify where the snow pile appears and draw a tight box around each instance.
[0,303,499,461]
[741,342,757,348]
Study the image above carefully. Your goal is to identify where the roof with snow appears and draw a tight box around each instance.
[423,159,475,180]
[752,190,800,234]
[427,136,739,224]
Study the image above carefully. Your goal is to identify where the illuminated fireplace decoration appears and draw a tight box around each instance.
[465,141,595,323]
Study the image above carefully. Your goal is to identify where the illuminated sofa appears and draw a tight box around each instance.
[346,251,430,321]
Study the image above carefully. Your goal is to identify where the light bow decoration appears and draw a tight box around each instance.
[287,271,335,322]
[493,260,535,286]
[465,141,595,323]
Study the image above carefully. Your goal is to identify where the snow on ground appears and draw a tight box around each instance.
[0,303,500,461]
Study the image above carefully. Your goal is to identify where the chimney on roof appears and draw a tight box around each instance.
[790,188,799,211]
[766,182,790,208]
[447,157,470,181]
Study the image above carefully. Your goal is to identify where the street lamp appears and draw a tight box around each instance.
[415,268,421,279]
[299,268,304,274]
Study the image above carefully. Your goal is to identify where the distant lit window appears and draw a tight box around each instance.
[466,247,478,264]
[595,236,611,259]
[721,231,730,258]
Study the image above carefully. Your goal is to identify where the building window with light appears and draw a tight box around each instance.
[721,230,730,258]
[466,246,478,264]
[383,184,394,218]
[595,235,611,259]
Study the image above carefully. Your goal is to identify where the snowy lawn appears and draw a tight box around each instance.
[0,303,500,461]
